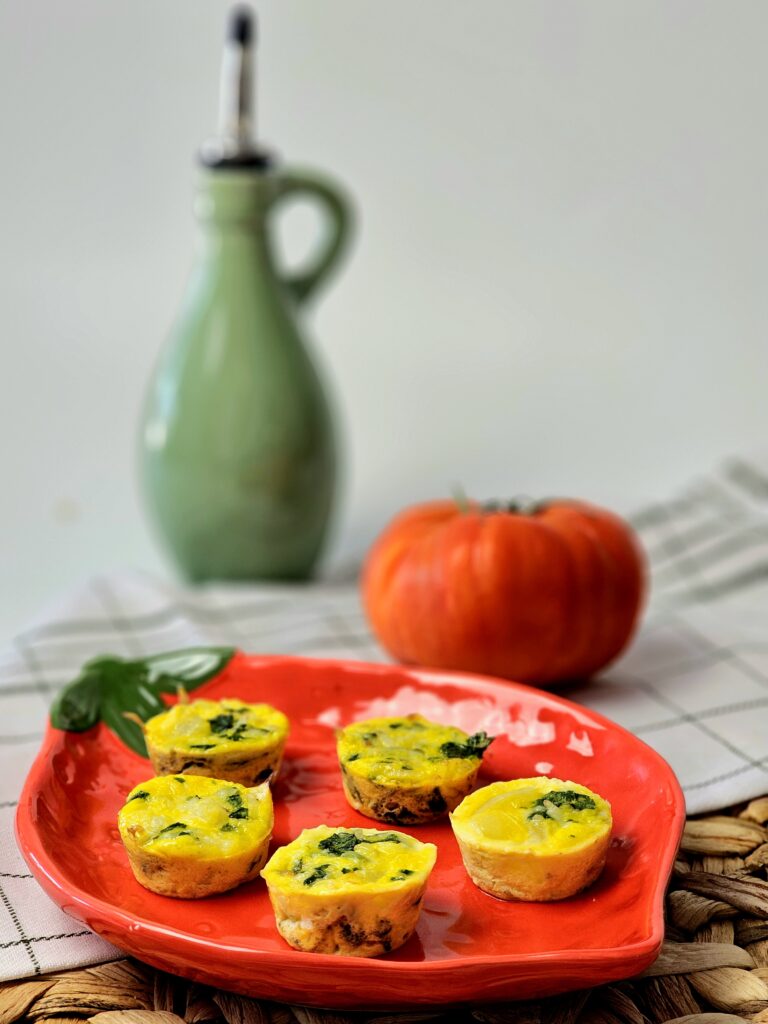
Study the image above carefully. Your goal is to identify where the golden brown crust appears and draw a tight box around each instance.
[340,762,479,825]
[454,829,610,901]
[146,738,286,788]
[121,831,271,899]
[266,882,428,956]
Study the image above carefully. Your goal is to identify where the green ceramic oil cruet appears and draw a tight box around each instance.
[140,7,352,581]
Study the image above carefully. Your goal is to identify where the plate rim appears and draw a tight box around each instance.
[15,653,685,979]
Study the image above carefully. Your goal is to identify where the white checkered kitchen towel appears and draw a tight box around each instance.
[3,453,768,980]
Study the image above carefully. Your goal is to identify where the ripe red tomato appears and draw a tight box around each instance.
[362,499,646,686]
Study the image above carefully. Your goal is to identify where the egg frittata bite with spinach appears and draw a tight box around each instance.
[450,777,612,901]
[118,774,273,898]
[336,714,493,824]
[261,825,436,956]
[143,696,289,786]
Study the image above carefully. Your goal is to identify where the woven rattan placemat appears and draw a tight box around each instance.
[3,797,768,1024]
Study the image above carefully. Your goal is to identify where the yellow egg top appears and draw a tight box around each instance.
[118,774,273,859]
[337,714,493,787]
[144,698,289,756]
[261,825,437,895]
[451,777,612,854]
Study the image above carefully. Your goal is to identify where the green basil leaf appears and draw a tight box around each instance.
[101,663,163,757]
[145,648,235,690]
[50,670,101,731]
[49,647,237,757]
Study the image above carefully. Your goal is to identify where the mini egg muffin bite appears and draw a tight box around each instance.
[337,714,493,824]
[118,774,274,898]
[450,777,612,901]
[261,825,436,956]
[142,695,289,786]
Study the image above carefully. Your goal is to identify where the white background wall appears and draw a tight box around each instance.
[1,1,767,640]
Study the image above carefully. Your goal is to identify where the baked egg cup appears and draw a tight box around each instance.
[142,695,289,786]
[261,825,437,957]
[450,777,612,901]
[337,714,493,824]
[118,774,273,898]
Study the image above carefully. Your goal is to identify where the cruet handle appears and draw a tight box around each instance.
[268,170,354,304]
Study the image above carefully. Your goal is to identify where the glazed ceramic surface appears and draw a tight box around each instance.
[16,655,684,1009]
[140,169,351,582]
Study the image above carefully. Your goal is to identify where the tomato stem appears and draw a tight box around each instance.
[482,498,544,515]
[452,485,470,514]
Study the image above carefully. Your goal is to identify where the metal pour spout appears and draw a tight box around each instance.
[200,5,271,169]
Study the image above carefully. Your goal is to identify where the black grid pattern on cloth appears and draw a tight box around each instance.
[0,580,384,978]
[4,453,768,979]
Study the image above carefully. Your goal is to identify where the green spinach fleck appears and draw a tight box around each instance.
[439,731,494,759]
[318,832,360,856]
[209,713,236,733]
[127,790,150,802]
[303,864,331,886]
[156,821,192,838]
[528,790,596,820]
[318,831,402,856]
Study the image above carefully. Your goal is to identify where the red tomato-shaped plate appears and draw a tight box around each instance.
[16,654,684,1009]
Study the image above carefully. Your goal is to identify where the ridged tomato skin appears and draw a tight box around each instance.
[361,500,647,686]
